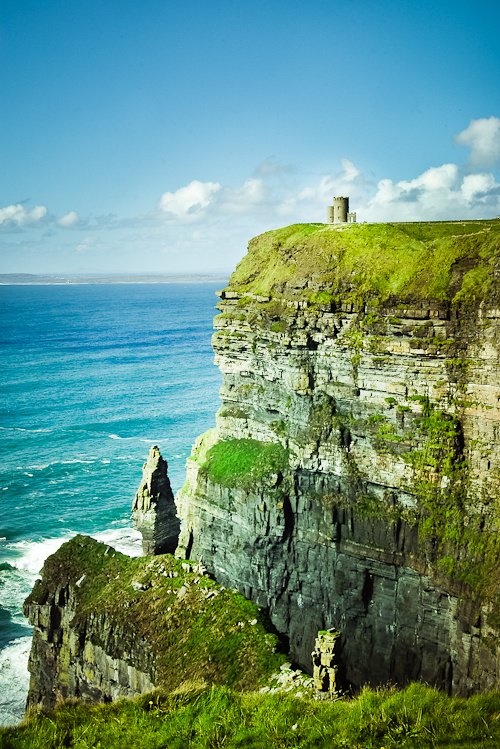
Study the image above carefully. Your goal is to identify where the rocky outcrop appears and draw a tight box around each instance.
[312,629,340,694]
[176,219,500,696]
[23,535,283,713]
[132,445,180,555]
[24,538,157,712]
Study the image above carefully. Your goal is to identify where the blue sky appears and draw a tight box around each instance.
[1,0,499,274]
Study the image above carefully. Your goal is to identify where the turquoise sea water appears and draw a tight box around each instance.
[0,282,224,725]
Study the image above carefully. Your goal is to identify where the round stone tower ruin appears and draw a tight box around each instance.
[326,196,356,224]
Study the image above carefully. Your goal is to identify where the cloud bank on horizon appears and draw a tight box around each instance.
[1,116,500,275]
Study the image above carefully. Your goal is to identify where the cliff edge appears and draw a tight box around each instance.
[175,219,500,695]
[23,535,284,711]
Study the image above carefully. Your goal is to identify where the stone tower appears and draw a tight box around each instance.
[326,196,356,224]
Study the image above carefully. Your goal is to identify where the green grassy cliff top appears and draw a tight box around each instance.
[226,220,500,305]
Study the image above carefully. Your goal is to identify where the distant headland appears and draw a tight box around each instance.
[0,273,230,285]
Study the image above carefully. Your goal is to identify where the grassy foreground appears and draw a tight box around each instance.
[3,683,500,748]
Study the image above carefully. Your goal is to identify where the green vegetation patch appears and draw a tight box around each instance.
[226,219,500,306]
[218,405,249,420]
[199,438,290,490]
[403,397,500,594]
[24,536,285,694]
[5,682,500,748]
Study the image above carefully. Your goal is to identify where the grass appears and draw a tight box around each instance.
[227,219,500,305]
[198,438,290,490]
[25,536,286,695]
[4,682,500,748]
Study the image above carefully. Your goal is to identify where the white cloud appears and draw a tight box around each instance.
[152,151,500,231]
[339,157,362,184]
[218,178,267,213]
[155,177,272,222]
[0,203,47,228]
[461,173,498,203]
[453,116,500,168]
[157,180,221,220]
[57,210,80,227]
[279,159,372,220]
[76,236,95,253]
[363,162,500,221]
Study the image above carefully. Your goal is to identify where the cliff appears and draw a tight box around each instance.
[175,219,500,695]
[23,535,284,711]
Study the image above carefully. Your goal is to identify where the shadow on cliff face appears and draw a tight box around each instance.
[256,605,290,659]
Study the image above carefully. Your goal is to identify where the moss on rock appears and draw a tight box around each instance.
[198,438,290,490]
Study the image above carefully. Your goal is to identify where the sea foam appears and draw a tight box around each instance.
[0,637,32,726]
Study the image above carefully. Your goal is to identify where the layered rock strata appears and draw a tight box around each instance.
[132,445,180,555]
[176,219,500,696]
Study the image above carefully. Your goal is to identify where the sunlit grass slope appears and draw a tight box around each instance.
[3,682,500,748]
[25,536,285,693]
[228,219,500,305]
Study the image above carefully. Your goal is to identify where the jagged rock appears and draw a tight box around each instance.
[132,445,180,555]
[312,629,340,694]
[23,539,157,712]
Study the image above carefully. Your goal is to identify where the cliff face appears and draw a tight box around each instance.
[176,220,500,695]
[24,536,283,712]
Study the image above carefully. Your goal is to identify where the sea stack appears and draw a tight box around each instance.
[132,445,180,555]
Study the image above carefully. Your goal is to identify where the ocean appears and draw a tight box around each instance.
[0,281,224,725]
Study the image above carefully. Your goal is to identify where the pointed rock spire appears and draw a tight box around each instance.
[132,445,180,555]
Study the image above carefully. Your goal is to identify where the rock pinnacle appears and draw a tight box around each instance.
[132,445,180,555]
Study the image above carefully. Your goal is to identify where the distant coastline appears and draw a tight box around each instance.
[0,273,230,285]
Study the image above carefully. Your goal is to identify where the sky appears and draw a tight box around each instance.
[1,0,499,275]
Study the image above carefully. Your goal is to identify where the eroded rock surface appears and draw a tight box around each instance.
[24,538,157,712]
[132,445,180,555]
[313,629,341,694]
[23,535,283,712]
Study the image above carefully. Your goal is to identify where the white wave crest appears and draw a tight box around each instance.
[0,636,32,726]
[6,523,141,576]
[92,526,142,557]
[7,535,75,574]
[0,564,38,619]
[61,459,96,465]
